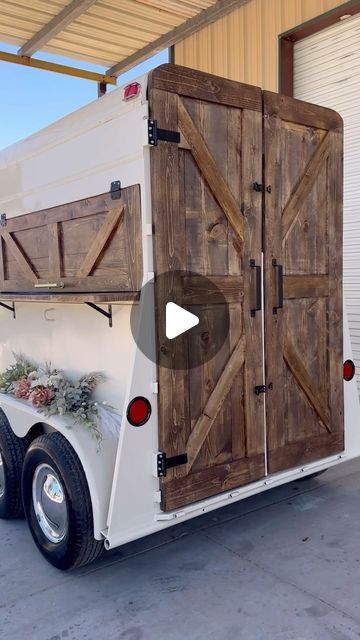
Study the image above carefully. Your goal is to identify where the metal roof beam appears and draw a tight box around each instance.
[18,0,99,57]
[0,51,116,85]
[107,0,250,77]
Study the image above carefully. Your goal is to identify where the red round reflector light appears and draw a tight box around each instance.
[343,359,355,382]
[127,396,151,426]
[123,82,141,101]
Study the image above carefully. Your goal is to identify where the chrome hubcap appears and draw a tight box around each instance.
[0,452,5,499]
[32,464,68,544]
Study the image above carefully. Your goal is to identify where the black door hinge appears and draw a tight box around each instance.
[0,213,7,227]
[253,182,271,194]
[110,180,121,200]
[255,383,273,395]
[157,452,188,477]
[148,119,180,146]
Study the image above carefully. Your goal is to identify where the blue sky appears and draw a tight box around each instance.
[0,43,168,149]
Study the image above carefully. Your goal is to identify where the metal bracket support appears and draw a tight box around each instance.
[110,180,121,200]
[85,302,112,327]
[0,301,15,318]
[148,119,180,146]
[157,452,188,477]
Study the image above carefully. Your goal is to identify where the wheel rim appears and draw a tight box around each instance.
[32,464,68,544]
[0,451,5,498]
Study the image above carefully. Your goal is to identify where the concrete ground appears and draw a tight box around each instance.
[1,460,360,640]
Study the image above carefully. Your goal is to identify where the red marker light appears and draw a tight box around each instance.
[123,82,141,101]
[343,359,355,381]
[127,397,151,426]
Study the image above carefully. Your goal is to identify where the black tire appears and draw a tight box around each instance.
[22,432,103,570]
[0,409,27,519]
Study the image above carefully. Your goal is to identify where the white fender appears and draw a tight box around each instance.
[0,394,117,539]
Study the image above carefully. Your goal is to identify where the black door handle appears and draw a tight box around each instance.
[272,259,283,314]
[250,259,261,317]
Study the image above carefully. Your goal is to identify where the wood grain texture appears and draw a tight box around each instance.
[0,292,139,303]
[150,76,265,511]
[149,63,262,112]
[178,97,244,245]
[77,207,124,277]
[48,223,62,279]
[268,432,344,474]
[264,90,343,132]
[151,88,191,484]
[1,231,38,283]
[0,187,142,296]
[264,91,344,474]
[282,133,330,241]
[284,338,331,432]
[186,336,246,471]
[284,275,329,299]
[162,454,265,512]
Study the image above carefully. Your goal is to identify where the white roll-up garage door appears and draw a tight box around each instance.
[294,13,360,393]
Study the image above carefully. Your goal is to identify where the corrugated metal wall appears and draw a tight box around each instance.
[175,0,346,90]
[293,14,360,391]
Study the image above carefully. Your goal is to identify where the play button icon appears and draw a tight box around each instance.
[166,302,199,339]
[130,270,230,370]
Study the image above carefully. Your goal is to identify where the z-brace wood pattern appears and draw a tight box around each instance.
[149,64,344,511]
[0,186,142,299]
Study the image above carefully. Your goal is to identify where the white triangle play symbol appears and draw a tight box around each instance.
[166,302,199,340]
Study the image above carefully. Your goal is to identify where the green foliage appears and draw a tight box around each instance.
[0,354,33,393]
[0,355,110,442]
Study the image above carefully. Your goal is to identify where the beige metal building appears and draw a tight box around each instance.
[174,0,355,91]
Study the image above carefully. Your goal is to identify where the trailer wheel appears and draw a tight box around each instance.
[0,410,27,519]
[22,432,103,570]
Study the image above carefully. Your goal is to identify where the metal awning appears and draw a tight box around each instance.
[0,0,248,86]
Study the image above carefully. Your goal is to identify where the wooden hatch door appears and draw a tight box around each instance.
[264,92,344,473]
[149,65,265,512]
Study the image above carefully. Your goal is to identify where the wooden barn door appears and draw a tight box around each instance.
[149,66,265,511]
[264,92,344,473]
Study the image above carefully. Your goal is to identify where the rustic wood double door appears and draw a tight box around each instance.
[149,65,344,512]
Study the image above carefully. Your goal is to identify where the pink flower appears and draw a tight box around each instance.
[15,377,31,399]
[29,386,55,407]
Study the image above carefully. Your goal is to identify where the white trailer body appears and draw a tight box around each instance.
[0,64,359,568]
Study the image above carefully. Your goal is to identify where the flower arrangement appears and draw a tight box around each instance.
[0,354,116,442]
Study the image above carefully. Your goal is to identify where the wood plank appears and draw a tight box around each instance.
[241,107,265,457]
[284,275,329,299]
[1,231,38,283]
[181,275,244,304]
[123,188,143,291]
[268,432,344,475]
[162,454,264,512]
[264,90,343,132]
[77,207,124,278]
[3,192,118,234]
[284,338,331,432]
[186,335,246,471]
[147,62,262,112]
[327,130,344,436]
[0,292,139,303]
[177,97,244,245]
[282,133,330,241]
[48,222,62,279]
[151,88,190,481]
